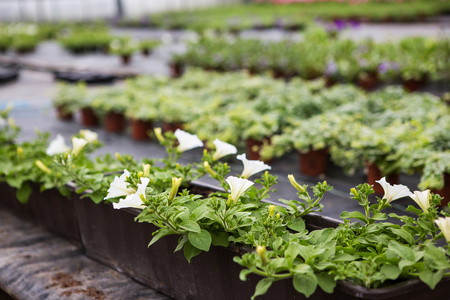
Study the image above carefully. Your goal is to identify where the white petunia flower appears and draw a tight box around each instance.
[212,139,237,160]
[410,190,431,213]
[80,129,98,143]
[226,176,254,203]
[72,137,88,156]
[435,217,450,243]
[104,170,136,200]
[113,177,150,210]
[46,134,71,156]
[375,177,412,204]
[237,153,271,179]
[174,129,204,152]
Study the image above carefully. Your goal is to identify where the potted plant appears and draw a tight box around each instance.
[90,88,131,133]
[139,39,160,56]
[109,37,139,65]
[52,82,87,121]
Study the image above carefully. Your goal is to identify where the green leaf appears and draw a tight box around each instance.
[425,245,449,269]
[380,264,401,281]
[389,228,415,245]
[371,212,387,221]
[288,218,305,232]
[189,205,208,221]
[16,181,32,204]
[148,228,172,247]
[419,269,444,290]
[316,273,336,294]
[179,220,201,233]
[387,242,416,262]
[6,176,24,189]
[334,253,357,262]
[251,278,274,300]
[183,240,202,263]
[293,272,317,298]
[89,190,105,204]
[293,263,313,274]
[340,211,367,223]
[239,269,252,281]
[211,231,230,247]
[285,243,301,262]
[188,229,211,252]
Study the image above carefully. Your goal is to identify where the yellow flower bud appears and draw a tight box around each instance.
[168,177,182,203]
[269,205,275,217]
[17,147,23,158]
[137,171,144,178]
[143,164,151,177]
[276,213,280,219]
[154,127,165,143]
[256,245,267,264]
[35,160,52,175]
[203,161,217,178]
[350,188,358,197]
[288,174,305,193]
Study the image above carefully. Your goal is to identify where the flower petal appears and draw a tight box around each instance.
[174,129,204,152]
[212,139,237,160]
[237,153,271,179]
[226,176,254,202]
[46,134,71,156]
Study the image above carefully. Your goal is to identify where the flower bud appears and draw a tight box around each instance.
[288,174,305,193]
[154,127,165,143]
[168,177,182,203]
[350,188,358,197]
[137,171,144,178]
[204,161,217,178]
[35,160,52,175]
[256,245,267,264]
[143,164,151,177]
[17,147,23,158]
[269,205,275,217]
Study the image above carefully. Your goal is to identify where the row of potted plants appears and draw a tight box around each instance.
[51,69,450,203]
[1,103,450,299]
[117,0,450,32]
[174,26,450,91]
[0,22,161,65]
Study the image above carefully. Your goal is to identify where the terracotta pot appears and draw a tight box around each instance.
[131,119,153,141]
[56,105,73,121]
[366,163,400,195]
[104,112,126,133]
[121,54,131,65]
[432,173,450,208]
[298,148,329,176]
[80,107,99,127]
[403,78,426,92]
[357,72,378,91]
[246,138,271,163]
[162,122,184,133]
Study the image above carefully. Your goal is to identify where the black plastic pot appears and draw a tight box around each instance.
[0,67,19,85]
[0,182,82,247]
[54,71,116,85]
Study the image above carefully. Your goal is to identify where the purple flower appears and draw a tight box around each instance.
[348,20,360,28]
[324,61,338,76]
[333,19,347,31]
[378,62,389,74]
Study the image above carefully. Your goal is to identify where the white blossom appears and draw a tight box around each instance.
[226,176,254,203]
[212,139,237,160]
[113,177,150,210]
[375,177,412,204]
[435,217,450,243]
[104,170,135,200]
[80,129,98,143]
[46,134,71,156]
[409,190,431,213]
[72,137,88,156]
[174,129,203,152]
[237,153,271,179]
